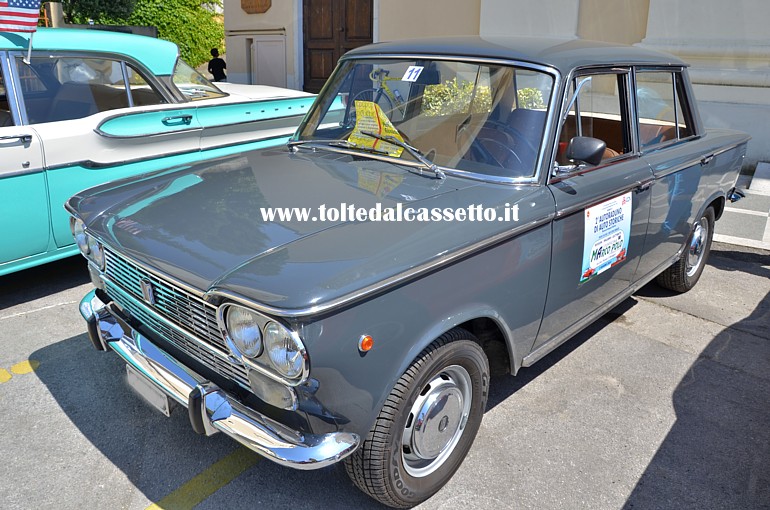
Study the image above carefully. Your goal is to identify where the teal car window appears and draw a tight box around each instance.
[15,56,165,123]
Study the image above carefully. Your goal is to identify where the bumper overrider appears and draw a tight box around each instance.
[79,289,359,470]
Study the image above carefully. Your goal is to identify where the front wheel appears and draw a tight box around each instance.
[345,329,489,508]
[656,207,715,292]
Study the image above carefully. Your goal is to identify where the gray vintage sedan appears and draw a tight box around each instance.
[68,37,748,507]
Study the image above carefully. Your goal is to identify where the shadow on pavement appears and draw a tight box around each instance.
[488,298,638,411]
[624,292,770,505]
[31,333,386,509]
[0,256,89,310]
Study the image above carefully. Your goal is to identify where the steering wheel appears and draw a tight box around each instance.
[482,119,539,158]
[469,135,524,170]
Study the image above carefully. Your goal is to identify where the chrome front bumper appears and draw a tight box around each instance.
[79,289,359,470]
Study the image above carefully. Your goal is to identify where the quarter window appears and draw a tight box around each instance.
[635,71,693,148]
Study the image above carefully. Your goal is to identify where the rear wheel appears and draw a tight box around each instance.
[345,328,489,508]
[656,207,715,292]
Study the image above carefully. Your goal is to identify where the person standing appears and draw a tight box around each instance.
[208,48,227,82]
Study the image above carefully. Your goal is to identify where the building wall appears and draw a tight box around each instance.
[378,0,480,41]
[223,0,300,88]
[222,0,767,167]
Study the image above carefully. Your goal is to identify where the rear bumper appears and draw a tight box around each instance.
[79,289,359,470]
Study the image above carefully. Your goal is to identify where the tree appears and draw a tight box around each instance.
[61,0,136,23]
[61,0,223,68]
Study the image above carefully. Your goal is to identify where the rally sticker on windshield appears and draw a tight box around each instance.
[580,192,632,282]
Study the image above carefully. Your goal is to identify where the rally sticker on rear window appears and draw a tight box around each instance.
[580,191,632,282]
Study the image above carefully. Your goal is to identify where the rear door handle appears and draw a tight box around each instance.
[635,179,653,193]
[700,153,715,166]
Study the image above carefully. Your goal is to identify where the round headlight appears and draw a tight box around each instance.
[87,236,105,269]
[225,306,262,358]
[71,218,89,255]
[264,322,304,379]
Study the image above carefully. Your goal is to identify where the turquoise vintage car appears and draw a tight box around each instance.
[0,28,315,275]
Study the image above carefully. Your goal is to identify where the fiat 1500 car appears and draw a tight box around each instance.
[1,27,313,275]
[69,37,748,507]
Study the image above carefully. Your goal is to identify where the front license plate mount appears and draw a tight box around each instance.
[126,364,175,417]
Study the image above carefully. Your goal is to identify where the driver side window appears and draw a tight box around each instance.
[557,71,632,166]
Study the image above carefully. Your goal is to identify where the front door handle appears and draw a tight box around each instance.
[700,153,715,166]
[0,134,32,144]
[162,114,193,126]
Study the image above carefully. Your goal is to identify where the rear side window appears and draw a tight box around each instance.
[15,56,165,123]
[635,70,694,148]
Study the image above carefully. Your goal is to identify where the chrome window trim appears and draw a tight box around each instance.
[308,53,562,186]
[632,66,699,153]
[6,49,175,124]
[2,50,27,125]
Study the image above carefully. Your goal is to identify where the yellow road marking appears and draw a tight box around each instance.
[10,359,40,375]
[0,368,11,384]
[145,447,259,510]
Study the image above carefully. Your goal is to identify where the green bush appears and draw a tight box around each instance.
[422,78,492,117]
[422,79,545,117]
[63,0,223,68]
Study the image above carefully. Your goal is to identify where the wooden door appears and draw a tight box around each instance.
[303,0,372,92]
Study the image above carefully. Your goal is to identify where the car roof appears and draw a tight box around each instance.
[0,27,179,76]
[344,36,687,74]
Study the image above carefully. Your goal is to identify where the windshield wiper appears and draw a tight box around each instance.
[287,138,391,155]
[359,130,445,179]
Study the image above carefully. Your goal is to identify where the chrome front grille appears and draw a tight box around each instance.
[102,249,249,388]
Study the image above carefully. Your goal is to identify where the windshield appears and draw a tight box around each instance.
[172,59,227,101]
[295,58,554,179]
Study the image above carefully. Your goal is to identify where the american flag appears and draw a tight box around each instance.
[0,0,41,33]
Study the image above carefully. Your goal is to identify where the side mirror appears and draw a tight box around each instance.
[566,136,606,166]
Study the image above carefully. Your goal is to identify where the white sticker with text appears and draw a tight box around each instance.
[401,66,424,82]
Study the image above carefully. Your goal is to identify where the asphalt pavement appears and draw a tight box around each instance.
[1,235,768,509]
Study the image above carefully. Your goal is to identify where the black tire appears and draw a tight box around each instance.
[345,328,489,508]
[656,207,715,293]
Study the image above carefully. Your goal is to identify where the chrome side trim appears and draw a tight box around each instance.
[207,215,554,318]
[0,167,43,179]
[80,290,359,470]
[49,133,293,172]
[95,113,305,139]
[553,179,650,218]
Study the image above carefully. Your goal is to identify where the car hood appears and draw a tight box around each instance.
[69,148,549,314]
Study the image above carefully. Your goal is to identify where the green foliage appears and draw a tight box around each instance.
[63,0,224,68]
[517,88,545,109]
[422,78,492,117]
[62,0,135,23]
[422,80,546,117]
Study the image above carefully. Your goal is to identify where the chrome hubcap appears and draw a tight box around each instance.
[686,217,709,277]
[402,365,472,478]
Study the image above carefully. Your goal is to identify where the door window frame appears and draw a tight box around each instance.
[632,66,700,154]
[6,50,172,126]
[550,66,637,182]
